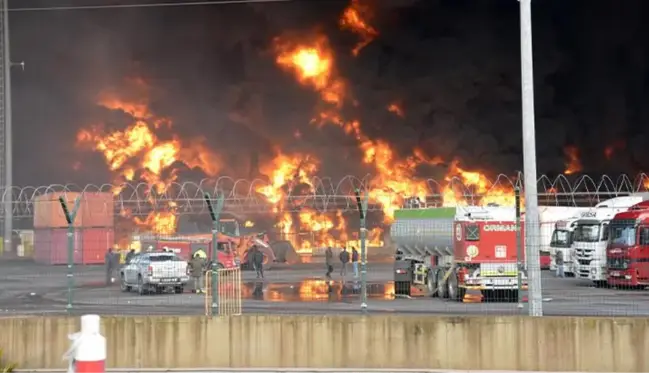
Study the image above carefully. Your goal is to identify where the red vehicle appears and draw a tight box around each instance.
[392,206,528,301]
[606,201,649,288]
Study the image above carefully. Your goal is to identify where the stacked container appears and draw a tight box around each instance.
[33,192,115,265]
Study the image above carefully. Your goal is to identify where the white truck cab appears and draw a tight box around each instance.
[550,217,580,275]
[573,195,649,286]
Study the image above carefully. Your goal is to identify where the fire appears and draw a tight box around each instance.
[563,145,582,175]
[244,220,255,228]
[361,140,440,222]
[442,160,517,207]
[387,103,404,117]
[77,80,221,234]
[339,0,378,56]
[604,140,625,161]
[274,35,346,107]
[256,151,319,207]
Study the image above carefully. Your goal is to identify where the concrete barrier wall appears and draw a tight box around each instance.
[1,315,648,372]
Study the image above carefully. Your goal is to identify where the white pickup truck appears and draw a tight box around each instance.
[120,252,190,295]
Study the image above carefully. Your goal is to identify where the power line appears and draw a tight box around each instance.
[10,0,293,12]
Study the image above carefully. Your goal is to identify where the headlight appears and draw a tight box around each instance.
[590,268,597,274]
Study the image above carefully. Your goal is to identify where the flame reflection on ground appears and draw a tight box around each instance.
[242,280,395,302]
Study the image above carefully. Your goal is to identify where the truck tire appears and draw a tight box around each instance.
[426,269,439,298]
[447,271,464,301]
[436,269,448,298]
[394,281,411,296]
[593,280,607,288]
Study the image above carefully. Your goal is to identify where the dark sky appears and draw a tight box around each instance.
[10,0,649,186]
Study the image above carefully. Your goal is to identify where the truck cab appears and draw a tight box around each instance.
[550,218,579,275]
[606,201,649,288]
[574,195,649,286]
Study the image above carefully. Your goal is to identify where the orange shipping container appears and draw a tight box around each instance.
[34,192,115,229]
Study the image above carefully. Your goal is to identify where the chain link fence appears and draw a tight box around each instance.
[0,174,648,317]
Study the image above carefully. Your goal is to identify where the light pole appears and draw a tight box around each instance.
[204,192,224,316]
[59,196,81,313]
[519,0,543,316]
[354,188,369,313]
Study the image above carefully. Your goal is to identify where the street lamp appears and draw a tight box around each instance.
[519,0,543,316]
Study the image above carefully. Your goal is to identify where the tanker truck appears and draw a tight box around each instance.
[391,205,527,302]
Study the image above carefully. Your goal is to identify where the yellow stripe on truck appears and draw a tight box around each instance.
[481,270,519,277]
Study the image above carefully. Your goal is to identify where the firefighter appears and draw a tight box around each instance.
[251,246,265,279]
[188,252,207,293]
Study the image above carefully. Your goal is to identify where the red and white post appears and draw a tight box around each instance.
[64,314,106,373]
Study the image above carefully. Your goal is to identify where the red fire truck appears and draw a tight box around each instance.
[606,201,649,288]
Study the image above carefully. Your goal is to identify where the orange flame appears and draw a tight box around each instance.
[387,103,404,117]
[77,80,221,234]
[339,0,378,56]
[274,35,346,107]
[563,146,582,175]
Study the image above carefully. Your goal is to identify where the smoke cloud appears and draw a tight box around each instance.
[10,0,649,186]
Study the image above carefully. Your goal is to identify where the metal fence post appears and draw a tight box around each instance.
[204,192,224,316]
[354,188,369,313]
[515,187,523,310]
[58,196,81,313]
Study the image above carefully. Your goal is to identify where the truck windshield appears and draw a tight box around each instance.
[550,230,571,247]
[573,224,600,243]
[609,225,636,246]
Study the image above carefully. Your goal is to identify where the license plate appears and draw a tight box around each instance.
[492,279,511,286]
[161,278,176,282]
[610,271,620,277]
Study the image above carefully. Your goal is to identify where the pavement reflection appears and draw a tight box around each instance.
[243,279,395,302]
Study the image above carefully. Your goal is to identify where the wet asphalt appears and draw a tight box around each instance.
[0,259,648,317]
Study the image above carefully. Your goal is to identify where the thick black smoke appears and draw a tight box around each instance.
[10,0,649,186]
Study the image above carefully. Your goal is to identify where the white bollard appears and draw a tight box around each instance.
[63,314,106,373]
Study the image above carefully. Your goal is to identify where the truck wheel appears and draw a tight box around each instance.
[436,269,448,298]
[426,270,439,298]
[447,271,461,301]
[394,281,411,296]
[593,280,607,288]
[120,274,131,293]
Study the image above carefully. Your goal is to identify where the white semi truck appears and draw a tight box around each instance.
[536,207,590,275]
[549,216,581,275]
[574,194,649,286]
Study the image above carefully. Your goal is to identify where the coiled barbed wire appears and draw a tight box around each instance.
[4,173,649,218]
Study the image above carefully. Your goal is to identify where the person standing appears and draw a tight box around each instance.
[325,247,334,279]
[125,249,136,264]
[555,250,565,278]
[188,252,207,293]
[351,247,360,278]
[339,247,350,277]
[252,246,265,279]
[105,248,117,286]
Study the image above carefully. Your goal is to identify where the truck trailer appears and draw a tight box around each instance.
[606,201,649,288]
[391,206,527,302]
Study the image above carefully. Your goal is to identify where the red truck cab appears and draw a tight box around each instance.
[606,202,649,288]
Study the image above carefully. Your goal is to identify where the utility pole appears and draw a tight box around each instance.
[354,188,369,313]
[0,0,11,254]
[59,196,81,313]
[204,192,224,316]
[519,0,543,316]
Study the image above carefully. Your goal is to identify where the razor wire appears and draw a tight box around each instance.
[3,173,649,218]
